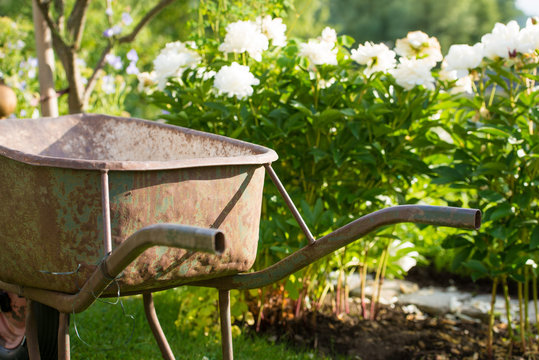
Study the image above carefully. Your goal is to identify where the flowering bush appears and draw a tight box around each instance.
[433,17,539,352]
[144,6,539,352]
[146,8,456,323]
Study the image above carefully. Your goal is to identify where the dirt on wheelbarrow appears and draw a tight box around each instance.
[246,268,535,360]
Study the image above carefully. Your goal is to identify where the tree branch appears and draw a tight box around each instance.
[35,0,62,42]
[34,0,69,63]
[67,0,90,49]
[118,0,176,44]
[53,0,65,32]
[82,0,176,107]
[83,42,112,105]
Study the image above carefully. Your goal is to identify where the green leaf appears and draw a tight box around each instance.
[290,100,313,115]
[478,190,504,203]
[318,108,343,124]
[451,246,472,272]
[229,125,245,139]
[464,259,489,276]
[285,277,300,300]
[530,226,539,249]
[441,235,472,249]
[488,203,513,222]
[473,162,510,176]
[474,126,511,138]
[338,35,355,47]
[309,148,328,163]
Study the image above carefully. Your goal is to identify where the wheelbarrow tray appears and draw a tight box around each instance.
[0,114,277,295]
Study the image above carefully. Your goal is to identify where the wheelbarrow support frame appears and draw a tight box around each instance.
[196,164,481,360]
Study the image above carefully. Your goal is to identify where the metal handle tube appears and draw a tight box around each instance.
[192,205,481,290]
[0,224,225,314]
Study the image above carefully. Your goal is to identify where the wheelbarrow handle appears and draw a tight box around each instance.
[192,205,481,290]
[0,224,225,314]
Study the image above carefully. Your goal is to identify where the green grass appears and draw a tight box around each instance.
[69,288,330,360]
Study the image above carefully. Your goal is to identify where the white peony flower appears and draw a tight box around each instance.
[481,21,524,59]
[196,67,217,81]
[439,68,473,94]
[299,40,337,66]
[390,58,435,90]
[444,43,484,77]
[257,16,287,47]
[351,42,396,76]
[153,41,201,90]
[137,71,156,93]
[219,20,269,61]
[519,18,539,54]
[213,62,260,99]
[395,31,442,65]
[320,27,337,44]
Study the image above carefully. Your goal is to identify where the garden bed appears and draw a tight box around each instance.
[248,268,534,360]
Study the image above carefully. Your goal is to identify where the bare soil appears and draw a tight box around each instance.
[247,267,538,360]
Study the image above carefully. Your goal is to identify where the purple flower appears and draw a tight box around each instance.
[105,7,113,16]
[126,62,139,75]
[105,53,123,70]
[126,49,138,62]
[103,28,114,37]
[122,12,133,26]
[103,25,122,38]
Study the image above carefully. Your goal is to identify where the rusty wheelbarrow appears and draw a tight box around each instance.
[0,114,481,359]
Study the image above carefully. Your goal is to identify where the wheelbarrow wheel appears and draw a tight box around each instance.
[0,300,59,360]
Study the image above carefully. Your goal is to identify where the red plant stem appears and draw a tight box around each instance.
[345,281,350,314]
[360,248,369,319]
[256,288,264,332]
[336,270,342,315]
[295,286,307,318]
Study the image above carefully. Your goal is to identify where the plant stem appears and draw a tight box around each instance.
[369,247,384,320]
[518,277,526,353]
[488,277,498,360]
[375,245,389,315]
[524,266,530,336]
[336,268,342,315]
[360,247,369,319]
[533,271,538,329]
[502,276,514,352]
[256,287,265,332]
[370,243,388,320]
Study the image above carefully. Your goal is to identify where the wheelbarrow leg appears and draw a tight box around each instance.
[58,313,70,360]
[219,290,233,360]
[143,293,175,360]
[25,300,41,360]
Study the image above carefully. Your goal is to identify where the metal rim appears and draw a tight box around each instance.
[0,114,278,171]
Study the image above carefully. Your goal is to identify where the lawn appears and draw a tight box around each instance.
[69,288,330,360]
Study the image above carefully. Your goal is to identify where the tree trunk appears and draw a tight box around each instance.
[32,0,59,117]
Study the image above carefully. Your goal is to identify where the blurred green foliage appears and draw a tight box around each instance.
[327,0,523,51]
